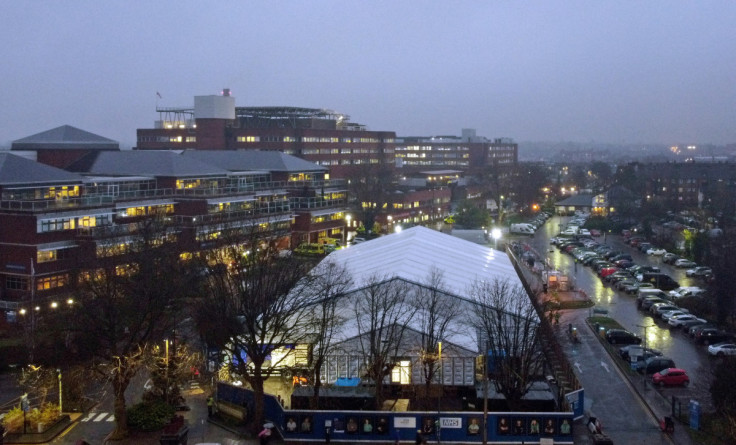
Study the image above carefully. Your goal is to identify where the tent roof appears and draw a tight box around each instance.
[323,226,521,297]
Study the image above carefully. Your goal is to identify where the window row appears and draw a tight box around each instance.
[233,135,389,143]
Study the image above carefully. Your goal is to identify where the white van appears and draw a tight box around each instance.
[510,223,535,235]
[637,288,668,300]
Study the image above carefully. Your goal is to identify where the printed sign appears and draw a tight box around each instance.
[440,417,462,429]
[394,417,417,429]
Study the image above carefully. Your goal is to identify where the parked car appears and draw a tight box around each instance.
[688,323,717,338]
[590,229,602,237]
[647,247,667,255]
[606,329,642,345]
[662,253,679,264]
[625,282,654,294]
[697,329,734,345]
[686,267,713,280]
[660,310,690,322]
[599,267,620,278]
[668,315,706,328]
[678,318,709,331]
[669,286,706,300]
[614,279,637,291]
[674,259,697,268]
[707,343,736,357]
[637,272,680,291]
[619,345,662,361]
[641,297,668,311]
[652,368,690,387]
[639,356,676,375]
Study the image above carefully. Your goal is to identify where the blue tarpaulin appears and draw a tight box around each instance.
[334,377,361,386]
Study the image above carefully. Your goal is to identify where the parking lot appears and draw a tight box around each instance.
[531,215,717,410]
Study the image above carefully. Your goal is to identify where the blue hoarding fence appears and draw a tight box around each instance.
[217,382,575,443]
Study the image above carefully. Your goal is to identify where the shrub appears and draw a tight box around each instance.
[127,400,175,432]
[0,403,61,433]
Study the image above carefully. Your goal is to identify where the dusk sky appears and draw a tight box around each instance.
[2,2,735,148]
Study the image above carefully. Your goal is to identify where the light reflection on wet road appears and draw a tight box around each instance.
[525,215,714,409]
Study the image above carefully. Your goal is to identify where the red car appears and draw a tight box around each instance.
[599,267,620,278]
[652,368,689,387]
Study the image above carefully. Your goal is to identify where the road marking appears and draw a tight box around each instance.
[80,413,96,422]
[574,362,583,373]
[107,415,115,422]
[601,362,610,373]
[94,412,109,422]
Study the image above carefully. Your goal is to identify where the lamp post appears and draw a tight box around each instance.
[482,340,489,445]
[636,324,654,388]
[491,228,502,250]
[57,369,62,414]
[437,341,442,444]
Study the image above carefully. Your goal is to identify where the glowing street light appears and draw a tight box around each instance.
[491,228,502,250]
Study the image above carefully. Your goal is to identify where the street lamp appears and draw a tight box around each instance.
[57,369,62,414]
[491,228,502,250]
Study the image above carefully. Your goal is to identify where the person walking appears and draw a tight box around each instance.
[206,395,214,418]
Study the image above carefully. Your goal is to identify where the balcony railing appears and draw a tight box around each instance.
[0,188,175,212]
[290,197,346,209]
[173,202,292,226]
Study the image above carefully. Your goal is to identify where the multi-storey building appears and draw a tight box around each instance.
[0,146,345,315]
[638,162,736,211]
[394,129,517,174]
[135,89,396,178]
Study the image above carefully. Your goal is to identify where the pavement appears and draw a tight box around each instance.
[515,243,698,445]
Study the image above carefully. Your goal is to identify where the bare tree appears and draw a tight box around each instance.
[194,230,320,432]
[414,268,461,394]
[301,261,353,409]
[468,278,544,410]
[54,215,196,439]
[348,163,395,231]
[352,276,416,408]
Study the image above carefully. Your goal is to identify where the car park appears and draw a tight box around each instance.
[605,329,643,345]
[652,368,690,387]
[674,259,697,268]
[707,343,736,357]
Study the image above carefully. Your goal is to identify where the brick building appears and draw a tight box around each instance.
[135,90,396,178]
[0,147,345,314]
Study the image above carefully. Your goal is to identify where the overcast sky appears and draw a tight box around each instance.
[1,1,734,148]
